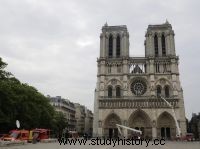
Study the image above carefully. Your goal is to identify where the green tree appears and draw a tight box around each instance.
[0,58,57,133]
[52,111,68,137]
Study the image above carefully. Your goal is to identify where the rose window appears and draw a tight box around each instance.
[131,79,147,96]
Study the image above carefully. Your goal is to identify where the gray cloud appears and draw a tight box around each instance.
[0,0,199,118]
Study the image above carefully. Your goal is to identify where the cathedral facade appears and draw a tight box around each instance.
[93,21,186,139]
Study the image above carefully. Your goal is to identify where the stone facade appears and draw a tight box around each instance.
[49,96,76,131]
[74,103,93,135]
[74,103,86,134]
[93,21,187,139]
[85,109,93,136]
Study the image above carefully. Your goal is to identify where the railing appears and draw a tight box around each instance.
[98,97,179,109]
[154,60,171,73]
[129,58,147,74]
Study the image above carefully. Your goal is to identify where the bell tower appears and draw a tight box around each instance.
[145,20,176,57]
[100,23,129,58]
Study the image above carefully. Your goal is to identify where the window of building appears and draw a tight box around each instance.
[157,86,162,97]
[154,34,158,57]
[116,86,121,97]
[116,35,120,57]
[165,86,170,98]
[109,35,113,57]
[162,34,166,56]
[108,86,112,97]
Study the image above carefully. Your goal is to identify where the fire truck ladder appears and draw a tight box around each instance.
[159,95,181,137]
[116,124,142,138]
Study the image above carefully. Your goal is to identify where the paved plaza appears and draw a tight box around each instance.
[1,141,200,149]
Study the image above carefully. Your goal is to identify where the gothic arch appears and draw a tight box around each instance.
[157,111,176,139]
[128,109,152,138]
[107,85,113,97]
[161,33,166,56]
[164,85,170,98]
[156,85,162,97]
[155,78,172,88]
[128,109,152,127]
[155,78,172,97]
[106,78,123,87]
[154,33,159,57]
[108,34,113,57]
[105,79,123,97]
[128,77,148,87]
[116,34,121,57]
[103,113,122,128]
[103,113,122,138]
[157,111,175,127]
[116,85,121,97]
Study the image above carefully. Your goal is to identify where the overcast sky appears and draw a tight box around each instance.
[0,0,199,119]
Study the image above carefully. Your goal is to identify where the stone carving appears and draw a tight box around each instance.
[111,79,117,85]
[160,79,166,85]
[94,23,186,139]
[131,79,147,96]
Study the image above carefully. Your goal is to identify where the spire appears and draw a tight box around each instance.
[104,22,108,26]
[165,19,169,24]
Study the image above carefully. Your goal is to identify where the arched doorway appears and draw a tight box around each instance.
[128,110,152,139]
[157,112,176,139]
[103,113,121,138]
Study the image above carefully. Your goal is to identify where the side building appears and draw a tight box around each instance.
[189,113,200,140]
[74,103,93,136]
[49,96,76,131]
[85,108,93,136]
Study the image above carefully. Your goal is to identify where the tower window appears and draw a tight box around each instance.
[165,86,170,98]
[154,34,158,57]
[116,86,121,97]
[157,86,162,97]
[109,35,113,57]
[116,35,121,57]
[162,34,166,56]
[108,86,112,97]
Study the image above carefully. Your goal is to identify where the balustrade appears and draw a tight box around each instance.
[99,97,178,109]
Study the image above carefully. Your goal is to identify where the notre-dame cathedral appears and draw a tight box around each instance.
[93,21,186,139]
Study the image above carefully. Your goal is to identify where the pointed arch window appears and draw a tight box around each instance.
[162,34,166,56]
[108,35,113,57]
[116,35,121,57]
[108,86,112,98]
[154,34,158,57]
[165,86,170,98]
[116,86,121,97]
[157,86,162,97]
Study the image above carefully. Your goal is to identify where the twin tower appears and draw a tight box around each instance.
[93,21,186,139]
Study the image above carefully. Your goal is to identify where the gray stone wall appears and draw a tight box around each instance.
[93,22,186,139]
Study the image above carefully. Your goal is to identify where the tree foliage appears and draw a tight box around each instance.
[0,57,67,133]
